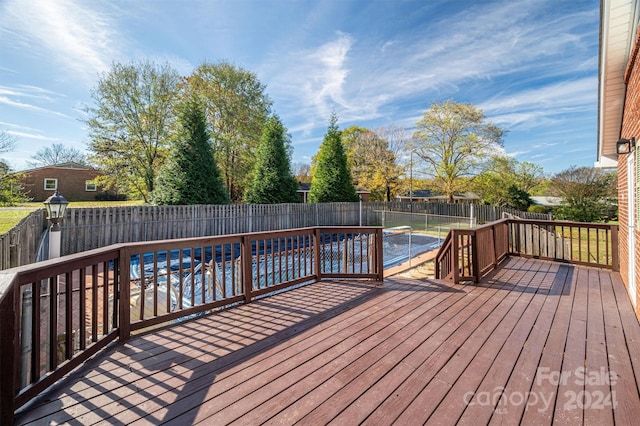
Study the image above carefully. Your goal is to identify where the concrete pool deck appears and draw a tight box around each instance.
[384,248,439,277]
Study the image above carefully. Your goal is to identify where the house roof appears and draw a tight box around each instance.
[397,190,480,200]
[597,0,640,168]
[531,196,563,207]
[296,182,370,193]
[22,162,95,172]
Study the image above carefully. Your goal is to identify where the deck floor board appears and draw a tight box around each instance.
[14,257,640,426]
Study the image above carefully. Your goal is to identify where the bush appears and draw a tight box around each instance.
[95,191,128,201]
[527,205,548,214]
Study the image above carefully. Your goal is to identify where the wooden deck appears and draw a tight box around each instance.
[14,257,640,425]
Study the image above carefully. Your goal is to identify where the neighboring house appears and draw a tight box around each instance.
[20,162,104,202]
[296,183,370,203]
[530,196,563,208]
[396,189,480,204]
[598,0,640,319]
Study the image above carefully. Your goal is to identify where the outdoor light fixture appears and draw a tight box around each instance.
[616,137,636,155]
[43,191,69,259]
[43,191,69,226]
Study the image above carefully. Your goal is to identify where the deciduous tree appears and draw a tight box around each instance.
[0,129,16,153]
[0,130,28,205]
[84,60,180,202]
[342,125,408,201]
[184,62,272,202]
[309,114,358,203]
[472,155,543,208]
[412,100,504,202]
[152,98,228,205]
[551,166,617,222]
[28,143,87,167]
[245,116,299,204]
[292,162,311,184]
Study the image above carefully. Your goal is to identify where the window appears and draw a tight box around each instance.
[85,180,97,192]
[44,178,57,191]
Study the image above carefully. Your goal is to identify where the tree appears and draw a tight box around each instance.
[184,62,272,202]
[0,130,28,205]
[292,162,311,184]
[245,116,299,204]
[472,155,543,207]
[28,143,87,167]
[341,125,407,201]
[84,60,180,202]
[152,98,228,205]
[412,100,504,202]
[0,129,16,153]
[506,185,533,211]
[309,114,358,203]
[551,166,617,222]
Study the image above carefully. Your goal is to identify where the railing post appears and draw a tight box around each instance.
[376,228,384,281]
[0,279,17,425]
[242,236,253,303]
[611,225,620,272]
[452,230,460,283]
[471,232,480,282]
[314,228,322,281]
[119,247,131,341]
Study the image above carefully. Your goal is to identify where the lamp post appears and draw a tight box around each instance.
[43,191,69,259]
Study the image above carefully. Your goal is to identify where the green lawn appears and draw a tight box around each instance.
[0,209,39,234]
[0,200,145,234]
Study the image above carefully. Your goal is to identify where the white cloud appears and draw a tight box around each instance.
[7,130,60,141]
[266,0,597,146]
[0,96,71,119]
[0,0,123,83]
[480,77,596,130]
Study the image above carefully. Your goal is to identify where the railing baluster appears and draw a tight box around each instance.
[32,281,41,383]
[64,272,72,360]
[91,265,98,342]
[49,276,57,371]
[153,252,158,318]
[166,252,172,313]
[79,270,86,351]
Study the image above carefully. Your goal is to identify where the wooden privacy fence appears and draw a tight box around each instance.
[0,226,383,423]
[0,210,46,270]
[435,218,619,283]
[0,201,550,269]
[59,203,371,256]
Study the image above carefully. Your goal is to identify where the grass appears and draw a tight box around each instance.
[18,200,145,209]
[0,200,145,235]
[0,209,38,234]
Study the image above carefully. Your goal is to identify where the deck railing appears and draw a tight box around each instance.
[435,218,619,283]
[0,226,383,423]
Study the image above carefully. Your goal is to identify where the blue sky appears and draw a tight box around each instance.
[0,0,599,174]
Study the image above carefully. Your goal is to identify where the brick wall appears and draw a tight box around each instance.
[22,167,104,202]
[620,27,640,319]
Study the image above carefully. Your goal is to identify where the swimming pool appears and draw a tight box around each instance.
[383,232,443,269]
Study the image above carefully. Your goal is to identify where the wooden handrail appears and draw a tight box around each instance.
[434,218,619,283]
[0,226,383,423]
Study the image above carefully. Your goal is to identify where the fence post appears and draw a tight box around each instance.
[0,278,17,425]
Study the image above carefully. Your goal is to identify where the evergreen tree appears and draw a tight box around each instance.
[245,116,299,204]
[309,113,358,203]
[152,98,228,205]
